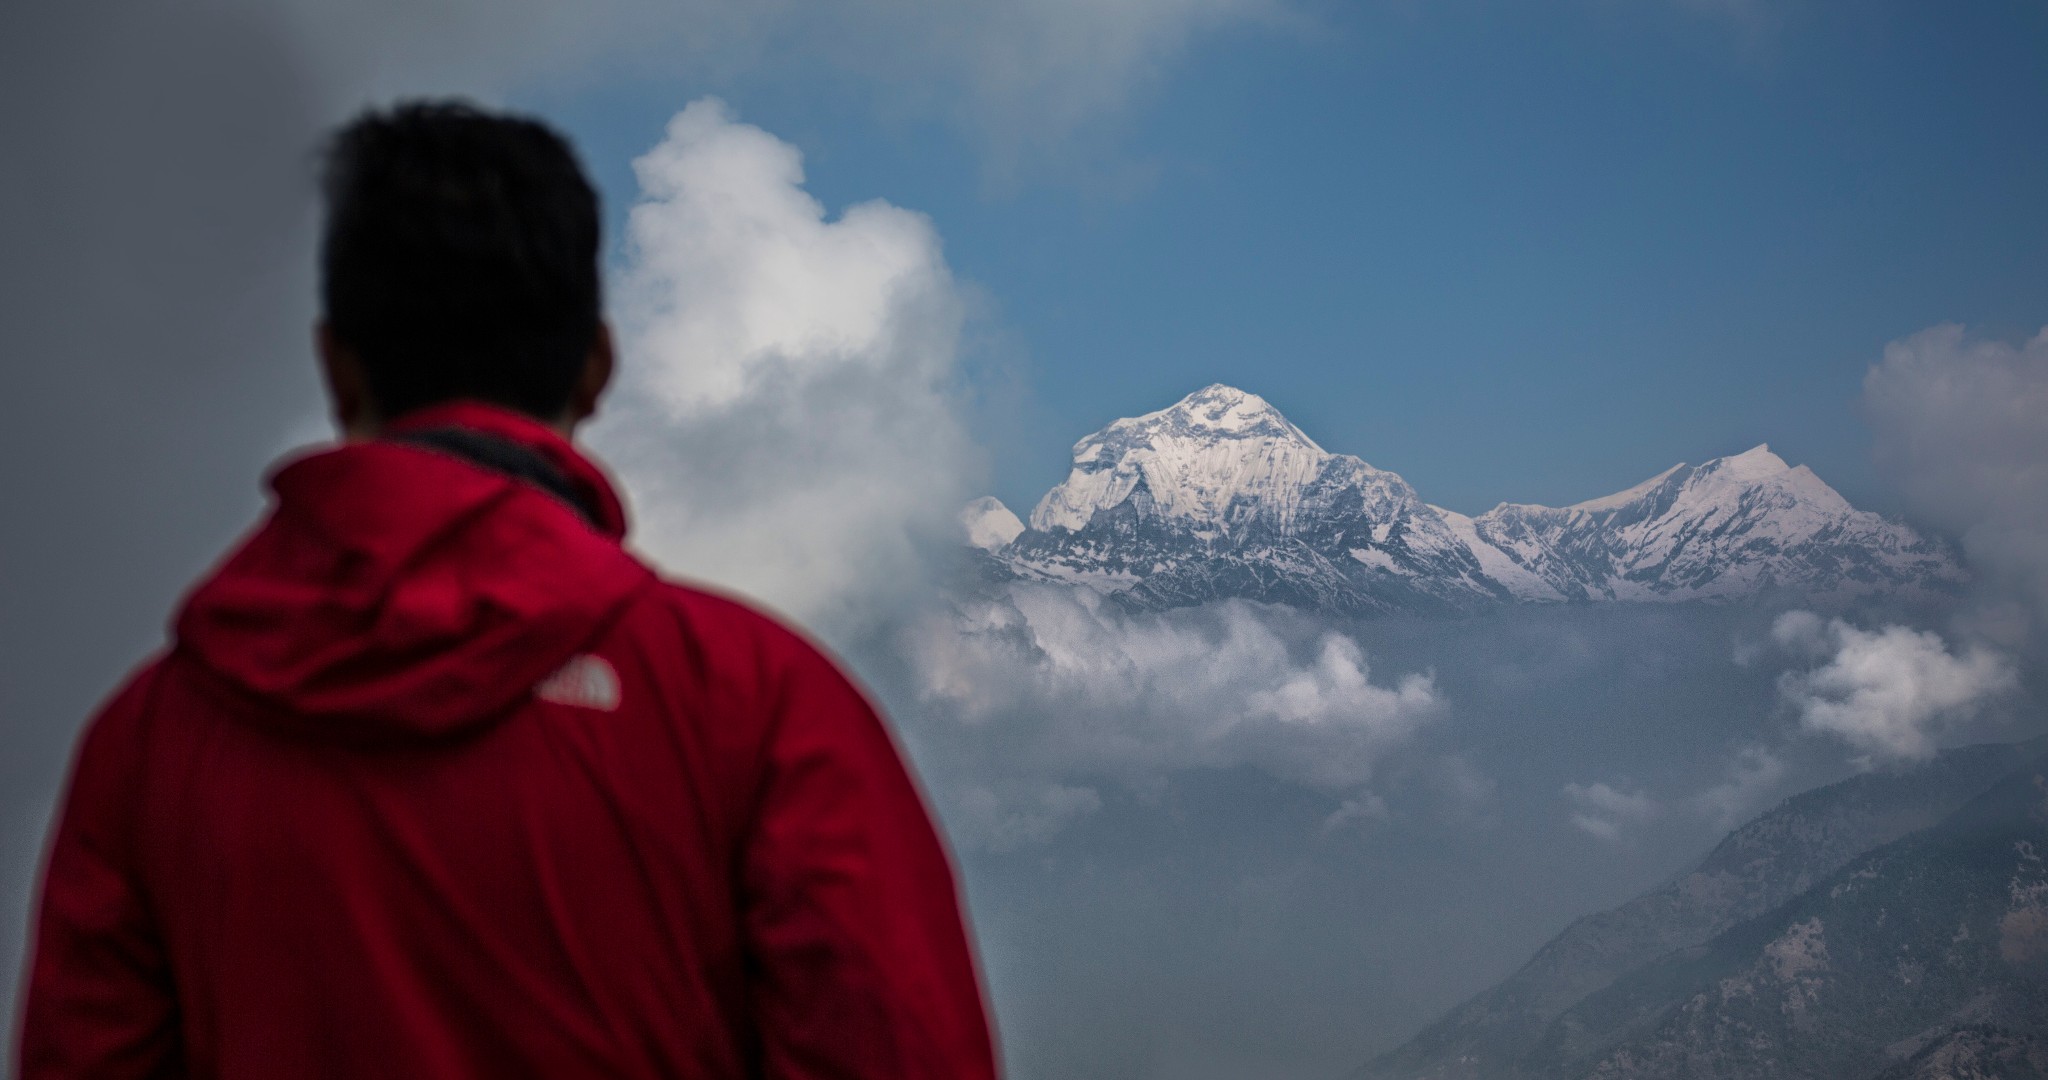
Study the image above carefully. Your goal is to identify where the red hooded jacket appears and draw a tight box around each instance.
[18,402,997,1080]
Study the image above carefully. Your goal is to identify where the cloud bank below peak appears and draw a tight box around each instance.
[1770,610,2018,765]
[906,584,1444,850]
[1866,323,2048,637]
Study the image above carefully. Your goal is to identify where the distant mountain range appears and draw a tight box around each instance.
[1356,738,2048,1080]
[965,385,1962,614]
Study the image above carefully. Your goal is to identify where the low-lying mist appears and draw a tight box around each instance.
[843,592,2042,1080]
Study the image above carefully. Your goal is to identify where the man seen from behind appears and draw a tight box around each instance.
[17,100,998,1080]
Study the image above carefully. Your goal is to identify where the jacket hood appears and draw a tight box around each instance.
[175,402,654,743]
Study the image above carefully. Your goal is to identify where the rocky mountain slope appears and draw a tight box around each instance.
[1356,739,2048,1080]
[970,385,1961,614]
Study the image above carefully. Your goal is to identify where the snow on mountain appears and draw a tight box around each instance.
[976,384,1962,614]
[1460,445,1958,602]
[1432,507,1567,602]
[1001,385,1507,613]
[1028,384,1328,536]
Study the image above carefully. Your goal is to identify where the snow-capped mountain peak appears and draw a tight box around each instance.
[1715,442,1788,477]
[1461,443,1920,603]
[1129,383,1323,447]
[1676,444,1848,512]
[980,387,1962,614]
[1028,384,1336,535]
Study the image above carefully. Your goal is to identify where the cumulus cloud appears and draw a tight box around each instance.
[0,0,1280,1047]
[1562,781,1659,843]
[1865,324,2048,632]
[907,584,1444,848]
[592,99,978,629]
[1771,610,2018,765]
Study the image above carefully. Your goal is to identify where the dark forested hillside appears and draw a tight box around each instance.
[1358,740,2048,1080]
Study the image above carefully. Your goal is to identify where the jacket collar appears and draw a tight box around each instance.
[380,401,630,540]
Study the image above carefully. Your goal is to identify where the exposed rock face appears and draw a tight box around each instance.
[972,385,1962,615]
[1873,1025,2048,1080]
[1541,754,2048,1080]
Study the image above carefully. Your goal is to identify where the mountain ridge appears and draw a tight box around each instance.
[1355,738,2048,1080]
[1533,749,2048,1080]
[969,385,1961,613]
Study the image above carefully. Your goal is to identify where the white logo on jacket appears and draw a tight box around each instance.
[534,654,621,711]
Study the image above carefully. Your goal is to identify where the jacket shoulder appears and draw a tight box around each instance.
[640,580,846,682]
[597,582,881,806]
[47,656,174,865]
[589,578,868,727]
[71,657,173,765]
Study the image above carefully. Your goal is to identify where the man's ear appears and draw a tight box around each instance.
[564,322,615,431]
[315,321,378,438]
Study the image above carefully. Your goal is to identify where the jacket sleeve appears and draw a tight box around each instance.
[739,639,997,1080]
[18,665,184,1079]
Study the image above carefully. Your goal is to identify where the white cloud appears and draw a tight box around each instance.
[593,99,978,630]
[907,584,1444,847]
[962,496,1026,552]
[1865,323,2048,632]
[1563,781,1659,843]
[1771,611,2018,765]
[1566,745,1787,842]
[1692,745,1788,832]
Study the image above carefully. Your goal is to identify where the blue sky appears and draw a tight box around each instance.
[517,0,2048,518]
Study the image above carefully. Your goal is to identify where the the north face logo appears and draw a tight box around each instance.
[535,654,621,711]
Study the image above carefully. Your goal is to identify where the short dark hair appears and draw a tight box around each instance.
[318,100,602,421]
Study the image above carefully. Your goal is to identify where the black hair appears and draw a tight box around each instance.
[318,100,601,421]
